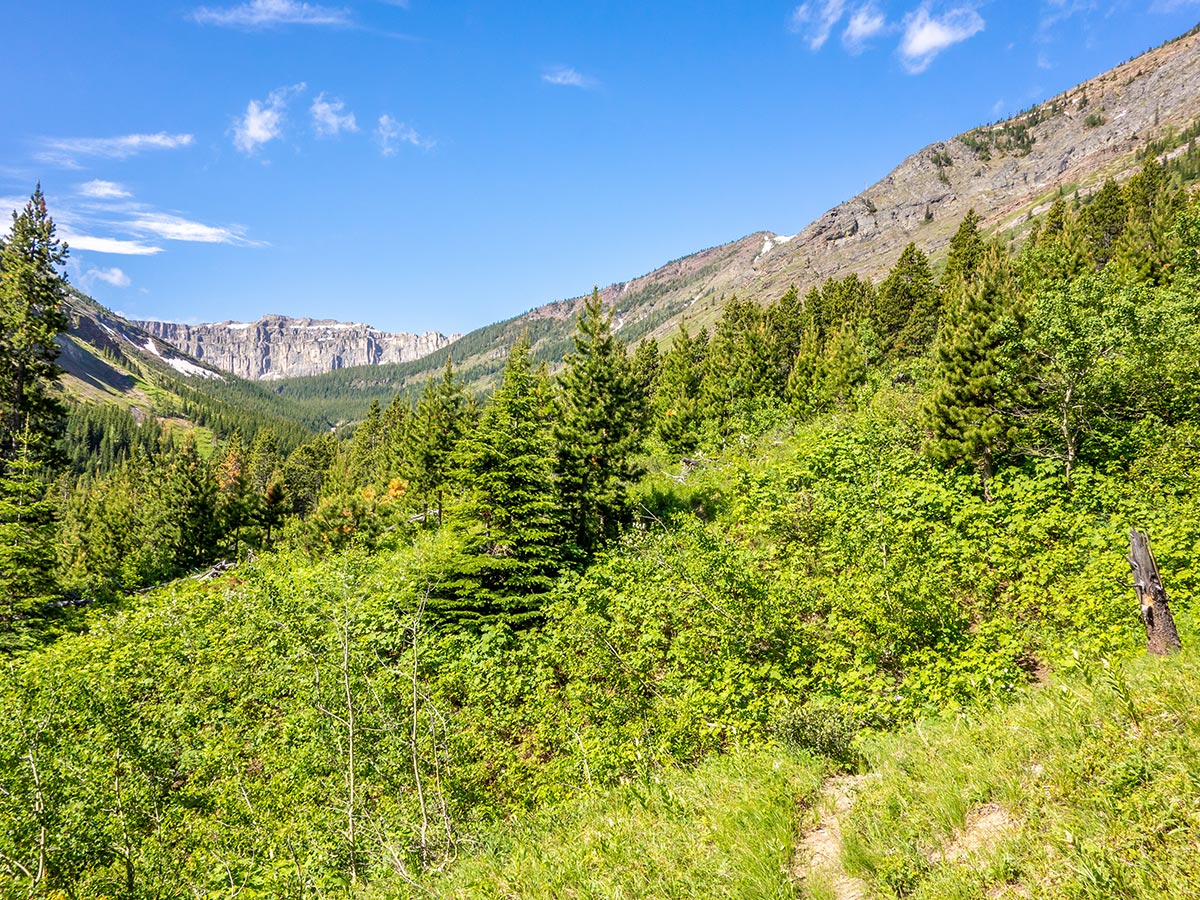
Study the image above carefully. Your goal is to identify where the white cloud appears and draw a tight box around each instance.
[899,4,985,73]
[311,93,358,137]
[233,83,306,154]
[192,0,352,27]
[37,133,194,167]
[78,180,132,200]
[542,66,599,89]
[60,233,164,255]
[789,0,846,50]
[127,212,257,245]
[376,115,432,155]
[82,266,132,288]
[843,4,886,51]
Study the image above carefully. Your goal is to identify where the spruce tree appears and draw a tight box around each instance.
[926,246,1025,499]
[449,338,562,622]
[0,428,58,647]
[555,288,643,556]
[876,243,940,356]
[0,185,70,464]
[410,358,472,526]
[653,323,709,455]
[942,208,985,291]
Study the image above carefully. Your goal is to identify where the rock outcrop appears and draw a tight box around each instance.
[135,315,455,381]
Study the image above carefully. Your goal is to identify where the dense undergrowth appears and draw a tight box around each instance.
[4,162,1200,896]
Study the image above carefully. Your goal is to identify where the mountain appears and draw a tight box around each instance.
[263,24,1200,420]
[133,315,456,381]
[57,290,322,444]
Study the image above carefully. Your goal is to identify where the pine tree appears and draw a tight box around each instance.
[0,428,58,647]
[410,358,472,526]
[926,246,1025,499]
[1077,179,1127,270]
[449,338,562,622]
[555,288,644,556]
[942,208,985,291]
[653,323,709,455]
[0,185,70,465]
[816,323,867,409]
[876,243,940,356]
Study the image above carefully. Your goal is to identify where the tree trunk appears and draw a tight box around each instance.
[1128,528,1183,656]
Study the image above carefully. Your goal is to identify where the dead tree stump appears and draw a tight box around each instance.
[1128,529,1183,656]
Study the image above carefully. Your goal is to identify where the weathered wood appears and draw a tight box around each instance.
[1128,529,1183,656]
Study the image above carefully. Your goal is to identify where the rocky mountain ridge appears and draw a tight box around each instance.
[143,25,1200,402]
[134,315,456,381]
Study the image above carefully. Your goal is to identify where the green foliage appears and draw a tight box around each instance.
[0,185,70,466]
[0,431,59,648]
[443,338,563,624]
[399,751,822,900]
[555,289,646,555]
[926,246,1026,495]
[843,650,1200,899]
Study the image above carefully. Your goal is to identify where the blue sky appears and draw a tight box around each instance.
[3,1,1199,335]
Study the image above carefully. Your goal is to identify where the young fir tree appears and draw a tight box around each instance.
[447,338,562,623]
[763,285,808,393]
[876,243,940,356]
[941,208,985,292]
[555,288,644,556]
[653,323,709,455]
[0,428,59,647]
[1077,179,1128,270]
[410,358,472,526]
[630,337,660,400]
[926,245,1025,500]
[0,185,70,465]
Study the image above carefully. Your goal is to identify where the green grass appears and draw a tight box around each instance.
[841,638,1200,899]
[384,750,825,900]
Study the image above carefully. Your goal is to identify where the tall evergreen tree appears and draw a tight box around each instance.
[876,243,940,356]
[653,323,709,455]
[0,429,58,648]
[926,246,1025,499]
[1077,179,1127,270]
[449,338,562,622]
[941,208,985,292]
[410,358,472,526]
[0,185,70,464]
[555,288,644,556]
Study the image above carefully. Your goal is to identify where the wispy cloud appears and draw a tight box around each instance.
[81,266,132,289]
[126,212,258,245]
[899,4,985,73]
[843,4,886,51]
[1148,0,1198,13]
[376,115,432,155]
[233,83,306,154]
[192,0,352,28]
[311,93,358,137]
[542,65,599,89]
[789,0,847,50]
[36,133,194,168]
[61,233,164,255]
[78,179,132,200]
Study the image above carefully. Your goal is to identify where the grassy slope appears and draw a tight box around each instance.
[390,751,824,900]
[843,638,1200,899]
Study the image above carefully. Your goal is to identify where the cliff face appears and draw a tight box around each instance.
[135,315,455,381]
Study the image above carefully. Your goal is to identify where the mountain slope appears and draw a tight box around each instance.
[242,24,1198,422]
[58,290,322,443]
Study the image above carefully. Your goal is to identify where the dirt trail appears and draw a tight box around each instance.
[793,775,870,900]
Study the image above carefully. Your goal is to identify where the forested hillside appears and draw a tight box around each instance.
[259,23,1200,422]
[3,128,1200,898]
